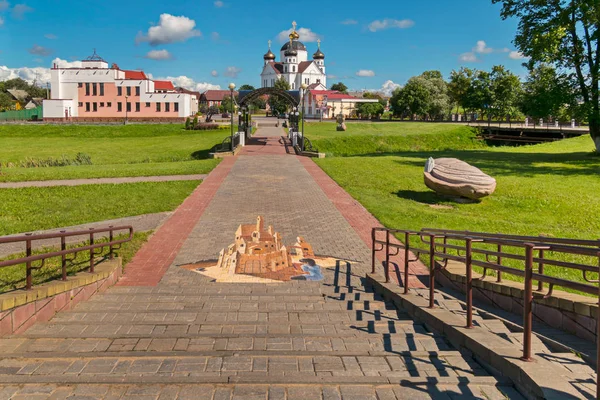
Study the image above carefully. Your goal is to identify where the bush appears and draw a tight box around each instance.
[194,123,221,130]
[185,117,192,130]
[192,116,199,129]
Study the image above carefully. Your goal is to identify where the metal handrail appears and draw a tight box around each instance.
[0,226,133,290]
[371,226,600,397]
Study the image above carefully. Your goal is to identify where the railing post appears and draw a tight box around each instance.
[384,230,390,283]
[25,234,32,290]
[466,238,473,328]
[109,226,114,261]
[89,228,95,273]
[404,232,410,294]
[497,244,503,282]
[522,243,535,361]
[597,252,600,400]
[429,235,436,309]
[61,231,67,281]
[537,249,545,291]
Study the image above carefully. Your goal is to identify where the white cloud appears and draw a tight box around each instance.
[509,50,528,60]
[211,70,219,77]
[356,69,375,77]
[211,32,220,41]
[0,16,4,27]
[12,3,33,19]
[44,33,57,39]
[368,18,415,32]
[0,58,80,84]
[277,27,321,43]
[136,14,202,46]
[380,80,401,96]
[144,49,173,60]
[459,52,479,62]
[473,40,493,54]
[341,19,358,25]
[327,74,338,79]
[214,1,224,7]
[0,0,9,11]
[157,75,220,92]
[223,66,241,78]
[28,44,53,57]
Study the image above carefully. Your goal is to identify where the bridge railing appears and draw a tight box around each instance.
[371,226,600,396]
[0,226,134,290]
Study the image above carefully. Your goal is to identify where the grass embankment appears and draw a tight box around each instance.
[0,181,199,235]
[0,124,224,182]
[0,231,151,294]
[311,122,600,288]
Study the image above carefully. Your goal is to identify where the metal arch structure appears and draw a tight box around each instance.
[238,88,301,108]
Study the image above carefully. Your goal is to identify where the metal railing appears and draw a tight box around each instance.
[0,226,133,290]
[372,227,600,397]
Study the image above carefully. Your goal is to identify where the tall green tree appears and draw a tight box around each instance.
[493,0,600,151]
[268,78,291,115]
[520,64,575,121]
[464,70,493,119]
[448,67,476,115]
[489,65,523,120]
[330,82,348,94]
[356,102,384,118]
[239,84,255,91]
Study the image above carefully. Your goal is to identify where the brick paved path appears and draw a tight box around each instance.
[0,127,522,399]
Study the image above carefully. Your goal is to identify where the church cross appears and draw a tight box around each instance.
[292,21,297,31]
[317,39,321,49]
[268,40,272,49]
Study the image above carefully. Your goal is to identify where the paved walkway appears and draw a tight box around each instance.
[0,127,522,398]
[0,174,207,189]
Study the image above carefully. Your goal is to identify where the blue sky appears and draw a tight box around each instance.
[0,0,527,93]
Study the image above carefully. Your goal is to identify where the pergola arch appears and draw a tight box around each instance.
[238,88,301,108]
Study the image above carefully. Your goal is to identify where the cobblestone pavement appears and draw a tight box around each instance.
[0,175,207,189]
[0,127,524,399]
[0,212,170,258]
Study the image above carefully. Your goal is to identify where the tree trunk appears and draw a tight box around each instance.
[591,121,600,153]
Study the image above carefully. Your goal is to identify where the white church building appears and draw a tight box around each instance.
[261,22,327,91]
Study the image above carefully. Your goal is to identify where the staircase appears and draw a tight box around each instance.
[0,265,522,399]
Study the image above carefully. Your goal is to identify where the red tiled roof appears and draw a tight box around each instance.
[201,90,238,101]
[154,80,175,91]
[268,62,283,75]
[297,61,313,73]
[123,70,147,80]
[310,90,358,100]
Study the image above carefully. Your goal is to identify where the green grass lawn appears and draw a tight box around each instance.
[312,122,600,289]
[0,231,152,294]
[0,124,226,182]
[307,122,486,156]
[0,180,199,235]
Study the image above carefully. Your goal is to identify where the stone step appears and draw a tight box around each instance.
[47,309,408,326]
[70,300,396,313]
[101,284,373,296]
[0,354,501,384]
[0,382,524,400]
[0,335,451,355]
[80,292,385,304]
[21,319,425,338]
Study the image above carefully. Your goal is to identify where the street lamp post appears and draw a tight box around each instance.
[125,96,129,125]
[229,83,236,151]
[301,83,308,151]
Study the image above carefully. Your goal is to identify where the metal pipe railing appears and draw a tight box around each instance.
[0,226,133,290]
[371,226,600,392]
